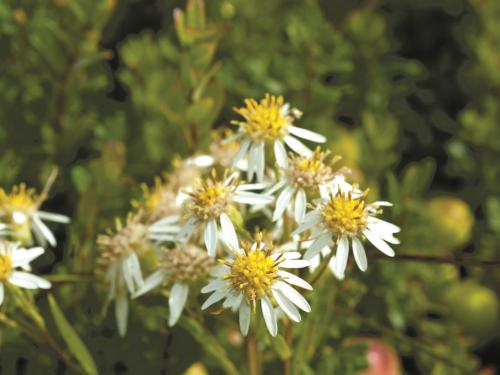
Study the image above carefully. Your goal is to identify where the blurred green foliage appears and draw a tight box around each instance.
[0,0,499,374]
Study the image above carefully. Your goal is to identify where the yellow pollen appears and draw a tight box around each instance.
[188,170,234,220]
[0,184,40,221]
[231,94,289,142]
[321,192,367,236]
[0,254,12,281]
[286,147,338,188]
[224,243,279,310]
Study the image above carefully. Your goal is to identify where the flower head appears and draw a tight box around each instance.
[269,147,341,223]
[202,233,312,337]
[133,244,216,326]
[132,177,180,224]
[155,169,272,257]
[228,94,326,182]
[0,183,69,247]
[294,181,400,277]
[0,241,51,305]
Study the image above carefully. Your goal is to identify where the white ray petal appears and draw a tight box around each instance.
[115,295,128,337]
[273,186,295,222]
[367,217,400,233]
[37,211,70,223]
[256,142,266,182]
[223,292,243,309]
[220,213,239,251]
[11,247,44,267]
[277,270,313,290]
[364,229,395,257]
[132,270,166,298]
[284,135,312,157]
[261,297,278,337]
[288,125,326,143]
[204,220,218,257]
[169,282,189,326]
[202,289,228,310]
[265,179,289,196]
[201,278,227,293]
[9,271,51,289]
[274,281,310,312]
[279,259,310,269]
[247,143,259,181]
[239,301,251,336]
[237,182,268,191]
[150,215,181,229]
[292,213,322,236]
[273,289,301,322]
[294,188,307,223]
[234,192,273,205]
[232,139,251,169]
[0,283,4,305]
[274,140,288,168]
[335,236,349,276]
[303,233,332,260]
[176,217,198,242]
[352,237,367,271]
[32,215,56,247]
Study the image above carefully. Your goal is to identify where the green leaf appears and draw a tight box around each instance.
[271,334,291,360]
[48,294,98,375]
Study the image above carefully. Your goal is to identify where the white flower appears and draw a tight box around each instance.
[201,233,312,337]
[293,181,400,276]
[268,148,340,223]
[0,184,70,247]
[153,170,272,257]
[0,242,51,305]
[98,216,149,336]
[228,94,326,182]
[132,244,215,327]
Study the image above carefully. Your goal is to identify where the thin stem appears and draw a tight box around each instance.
[247,333,260,375]
[283,319,293,375]
[308,250,334,286]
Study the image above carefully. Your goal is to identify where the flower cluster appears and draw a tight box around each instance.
[0,177,69,306]
[101,94,400,338]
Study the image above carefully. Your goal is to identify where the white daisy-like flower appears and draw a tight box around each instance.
[268,147,341,223]
[153,170,272,257]
[201,233,312,337]
[132,244,215,327]
[293,182,400,276]
[0,241,51,304]
[98,216,149,336]
[228,94,326,182]
[0,184,70,247]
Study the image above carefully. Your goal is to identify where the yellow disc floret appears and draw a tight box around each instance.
[187,170,235,220]
[0,253,12,281]
[286,147,339,188]
[232,94,299,142]
[0,183,41,223]
[321,192,367,237]
[223,235,280,310]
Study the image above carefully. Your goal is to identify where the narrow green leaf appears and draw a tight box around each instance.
[48,294,98,375]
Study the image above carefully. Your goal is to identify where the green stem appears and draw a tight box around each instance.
[247,333,260,375]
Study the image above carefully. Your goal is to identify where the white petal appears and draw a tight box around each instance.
[274,140,288,168]
[294,188,307,223]
[11,247,44,267]
[239,301,251,336]
[277,270,313,290]
[256,142,266,182]
[188,154,214,168]
[234,192,273,205]
[247,143,260,181]
[220,214,239,250]
[223,292,243,309]
[237,183,268,191]
[364,229,395,257]
[132,270,166,298]
[366,223,400,244]
[335,236,349,276]
[265,179,289,196]
[202,289,228,310]
[352,237,367,271]
[201,278,227,294]
[127,252,144,288]
[149,215,180,229]
[176,217,198,242]
[292,213,322,236]
[37,211,70,223]
[204,220,218,257]
[279,259,310,269]
[261,297,278,336]
[115,295,128,337]
[303,233,332,260]
[169,282,189,327]
[284,135,312,157]
[371,201,393,207]
[367,217,400,233]
[9,271,51,289]
[0,283,3,305]
[272,289,301,322]
[32,215,56,247]
[232,139,251,169]
[288,126,326,143]
[274,281,310,312]
[273,186,295,222]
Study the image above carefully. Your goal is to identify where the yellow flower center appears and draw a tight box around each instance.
[321,192,367,236]
[286,148,337,188]
[232,94,289,142]
[223,242,279,309]
[188,171,235,220]
[0,254,12,281]
[0,184,39,223]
